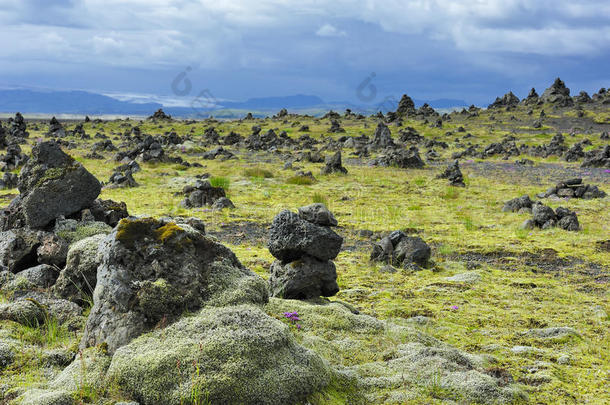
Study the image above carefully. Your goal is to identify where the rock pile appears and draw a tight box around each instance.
[488,92,520,109]
[370,230,432,269]
[540,78,573,107]
[148,108,172,120]
[268,205,342,299]
[1,141,102,230]
[47,117,66,137]
[180,179,234,210]
[522,202,580,231]
[328,119,345,133]
[321,151,348,174]
[371,122,395,149]
[437,160,465,186]
[581,145,610,168]
[7,112,28,140]
[502,195,534,213]
[370,146,425,169]
[537,178,606,199]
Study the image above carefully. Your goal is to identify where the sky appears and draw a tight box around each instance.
[0,0,609,106]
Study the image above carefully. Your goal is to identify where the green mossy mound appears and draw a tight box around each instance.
[106,305,331,405]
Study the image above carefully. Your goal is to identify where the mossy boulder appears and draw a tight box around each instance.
[2,142,101,230]
[54,219,112,244]
[53,234,106,303]
[106,305,331,405]
[81,217,268,353]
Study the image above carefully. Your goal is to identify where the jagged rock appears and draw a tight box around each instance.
[371,122,395,149]
[488,92,520,109]
[268,210,342,263]
[81,217,268,353]
[581,145,610,168]
[396,94,416,117]
[370,147,425,169]
[564,143,585,162]
[0,228,43,272]
[574,91,591,104]
[181,180,226,208]
[522,88,539,105]
[211,197,235,210]
[148,109,172,120]
[538,178,606,199]
[328,119,345,133]
[0,172,18,189]
[3,142,101,230]
[269,256,339,299]
[503,195,534,212]
[371,231,431,268]
[298,203,338,227]
[321,151,348,174]
[437,160,465,187]
[10,264,57,289]
[540,78,574,107]
[36,233,69,267]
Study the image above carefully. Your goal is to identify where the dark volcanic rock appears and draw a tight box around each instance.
[321,151,348,175]
[437,160,465,187]
[269,256,339,299]
[540,78,574,107]
[3,142,101,230]
[396,94,416,117]
[148,108,172,120]
[268,210,342,263]
[370,231,431,268]
[81,217,267,353]
[181,180,228,208]
[581,145,610,168]
[371,147,425,169]
[502,195,534,213]
[298,203,338,227]
[371,122,395,149]
[489,92,520,109]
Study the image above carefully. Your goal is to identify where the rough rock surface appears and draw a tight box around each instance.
[320,151,348,174]
[268,210,342,263]
[269,256,339,299]
[81,217,267,353]
[4,141,101,229]
[106,305,330,405]
[371,230,432,268]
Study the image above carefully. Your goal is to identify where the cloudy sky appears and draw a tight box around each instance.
[0,0,609,105]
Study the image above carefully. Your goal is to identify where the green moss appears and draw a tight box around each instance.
[35,165,78,188]
[286,175,316,185]
[115,218,191,249]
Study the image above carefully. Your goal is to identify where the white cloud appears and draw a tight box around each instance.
[316,24,346,37]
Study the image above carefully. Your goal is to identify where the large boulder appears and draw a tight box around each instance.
[106,305,330,405]
[269,256,339,299]
[81,217,268,353]
[320,151,348,175]
[6,142,101,229]
[268,210,343,263]
[436,160,465,187]
[180,179,227,208]
[371,122,395,149]
[298,203,338,227]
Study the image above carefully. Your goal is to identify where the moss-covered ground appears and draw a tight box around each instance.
[0,103,608,404]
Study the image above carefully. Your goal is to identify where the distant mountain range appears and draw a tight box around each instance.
[0,89,468,118]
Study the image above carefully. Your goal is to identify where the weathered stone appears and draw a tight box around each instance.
[269,256,339,299]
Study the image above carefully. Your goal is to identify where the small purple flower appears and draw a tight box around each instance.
[604,169,610,174]
[450,305,459,311]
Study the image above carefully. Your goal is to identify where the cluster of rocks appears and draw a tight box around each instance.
[523,203,580,231]
[148,108,172,120]
[0,144,28,172]
[106,161,140,189]
[537,178,606,200]
[370,230,432,269]
[47,117,67,137]
[5,112,29,141]
[0,172,18,190]
[540,78,574,107]
[488,92,520,109]
[582,145,610,168]
[268,204,342,299]
[180,179,234,210]
[370,146,425,169]
[437,160,465,186]
[328,119,345,133]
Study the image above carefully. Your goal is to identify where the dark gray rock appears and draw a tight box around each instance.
[268,210,343,263]
[53,234,105,304]
[298,203,338,227]
[211,197,235,210]
[269,255,339,299]
[532,203,556,226]
[181,180,226,208]
[371,232,431,268]
[12,264,57,289]
[321,151,348,174]
[81,217,267,353]
[371,122,395,149]
[503,195,534,213]
[437,160,465,187]
[0,228,42,273]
